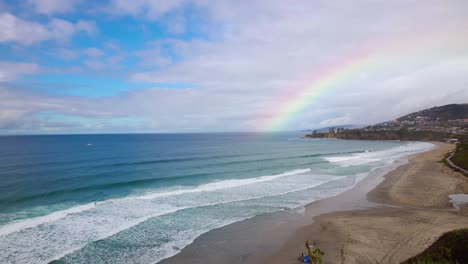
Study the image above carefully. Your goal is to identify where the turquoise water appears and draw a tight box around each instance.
[0,133,433,263]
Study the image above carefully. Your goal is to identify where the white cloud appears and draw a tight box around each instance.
[27,0,79,15]
[1,0,468,133]
[0,13,49,44]
[128,0,468,131]
[48,18,75,38]
[108,0,185,19]
[0,13,96,45]
[0,61,39,81]
[54,48,79,60]
[163,13,186,34]
[134,41,174,68]
[83,59,105,71]
[84,47,104,58]
[76,20,98,36]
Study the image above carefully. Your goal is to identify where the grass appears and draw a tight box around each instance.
[451,142,468,171]
[401,228,468,264]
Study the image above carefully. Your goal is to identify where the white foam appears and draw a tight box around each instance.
[42,175,341,264]
[325,142,434,167]
[325,155,380,166]
[0,169,311,239]
[0,168,323,263]
[0,203,96,237]
[42,205,184,264]
[137,168,311,200]
[0,170,339,263]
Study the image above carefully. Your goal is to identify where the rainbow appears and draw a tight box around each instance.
[262,50,376,131]
[259,29,466,131]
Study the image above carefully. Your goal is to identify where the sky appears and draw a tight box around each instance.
[0,0,468,134]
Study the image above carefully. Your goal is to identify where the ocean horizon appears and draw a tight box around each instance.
[0,133,433,264]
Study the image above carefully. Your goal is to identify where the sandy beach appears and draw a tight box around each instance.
[268,142,468,264]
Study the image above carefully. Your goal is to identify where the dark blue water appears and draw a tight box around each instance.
[0,133,433,263]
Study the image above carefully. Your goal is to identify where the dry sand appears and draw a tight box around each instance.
[268,143,468,264]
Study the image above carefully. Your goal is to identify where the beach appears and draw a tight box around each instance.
[268,142,468,264]
[161,142,468,264]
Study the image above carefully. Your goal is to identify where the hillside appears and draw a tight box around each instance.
[397,104,468,122]
[305,104,468,141]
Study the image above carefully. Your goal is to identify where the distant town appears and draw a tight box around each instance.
[366,116,467,135]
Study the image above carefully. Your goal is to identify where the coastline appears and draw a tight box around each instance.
[268,142,468,263]
[159,142,466,264]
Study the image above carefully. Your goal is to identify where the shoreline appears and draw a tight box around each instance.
[268,142,468,264]
[160,142,455,264]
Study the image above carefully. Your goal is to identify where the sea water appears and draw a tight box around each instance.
[0,133,433,264]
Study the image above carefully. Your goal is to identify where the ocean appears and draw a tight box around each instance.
[0,133,433,264]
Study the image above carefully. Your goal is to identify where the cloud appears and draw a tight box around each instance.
[108,0,185,19]
[163,13,186,34]
[84,47,104,58]
[54,48,80,60]
[83,59,105,71]
[127,0,468,131]
[0,61,39,81]
[0,13,49,44]
[133,41,175,68]
[5,55,466,133]
[1,0,468,133]
[0,13,96,45]
[26,0,80,15]
[75,20,98,36]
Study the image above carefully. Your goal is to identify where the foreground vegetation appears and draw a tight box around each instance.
[401,228,468,264]
[451,142,468,171]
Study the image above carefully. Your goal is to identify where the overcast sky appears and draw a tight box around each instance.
[1,0,467,134]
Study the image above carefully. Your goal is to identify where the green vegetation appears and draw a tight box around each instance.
[451,142,468,171]
[305,240,325,264]
[401,228,468,264]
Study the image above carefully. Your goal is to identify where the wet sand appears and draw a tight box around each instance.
[161,143,468,264]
